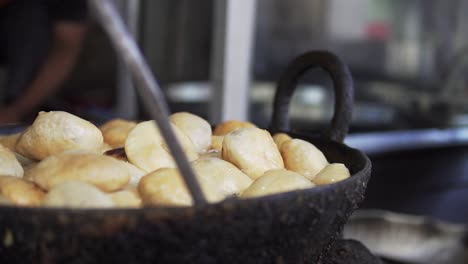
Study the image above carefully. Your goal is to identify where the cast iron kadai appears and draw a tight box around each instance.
[0,56,371,263]
[0,4,371,264]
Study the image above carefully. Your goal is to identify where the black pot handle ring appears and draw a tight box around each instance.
[269,51,354,143]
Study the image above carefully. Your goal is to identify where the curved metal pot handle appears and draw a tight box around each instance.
[269,51,354,143]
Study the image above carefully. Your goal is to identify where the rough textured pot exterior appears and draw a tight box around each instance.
[0,51,371,263]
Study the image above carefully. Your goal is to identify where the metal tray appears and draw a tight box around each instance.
[343,210,468,264]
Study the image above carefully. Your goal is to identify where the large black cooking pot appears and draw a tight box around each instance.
[0,51,371,263]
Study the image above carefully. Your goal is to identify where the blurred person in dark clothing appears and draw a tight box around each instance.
[0,0,88,123]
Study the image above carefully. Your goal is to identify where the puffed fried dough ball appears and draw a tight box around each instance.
[139,158,252,206]
[272,133,292,149]
[0,176,45,206]
[138,167,226,206]
[0,144,23,177]
[125,121,198,173]
[29,151,131,192]
[43,181,114,208]
[210,135,224,152]
[241,169,314,198]
[0,132,21,151]
[16,111,104,160]
[213,120,256,136]
[312,163,350,185]
[101,147,145,186]
[108,187,142,208]
[280,139,329,180]
[100,119,137,148]
[170,112,212,153]
[222,128,284,179]
[139,168,193,206]
[192,157,252,199]
[121,161,146,187]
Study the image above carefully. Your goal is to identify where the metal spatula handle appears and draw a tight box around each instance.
[89,0,207,206]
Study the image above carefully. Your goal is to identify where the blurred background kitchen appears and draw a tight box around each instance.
[1,0,468,261]
[2,0,468,128]
[4,0,468,130]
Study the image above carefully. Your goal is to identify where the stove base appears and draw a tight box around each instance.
[320,239,383,264]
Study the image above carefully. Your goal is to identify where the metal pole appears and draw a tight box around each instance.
[210,0,257,123]
[115,0,139,119]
